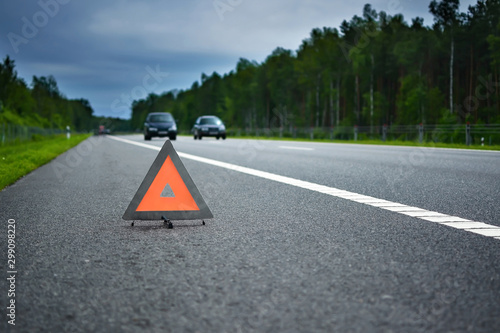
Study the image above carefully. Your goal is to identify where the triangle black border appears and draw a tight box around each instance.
[122,140,213,221]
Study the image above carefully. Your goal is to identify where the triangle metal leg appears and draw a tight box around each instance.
[162,215,173,229]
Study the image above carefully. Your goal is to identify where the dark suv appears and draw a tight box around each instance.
[192,115,226,140]
[144,112,177,141]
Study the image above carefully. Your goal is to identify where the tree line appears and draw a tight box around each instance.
[131,0,500,132]
[0,56,96,132]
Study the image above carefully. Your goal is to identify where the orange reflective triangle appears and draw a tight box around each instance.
[136,156,200,212]
[123,140,213,221]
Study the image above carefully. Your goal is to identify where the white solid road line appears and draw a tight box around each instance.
[109,136,500,241]
[278,146,314,151]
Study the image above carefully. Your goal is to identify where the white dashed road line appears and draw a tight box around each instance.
[109,136,500,241]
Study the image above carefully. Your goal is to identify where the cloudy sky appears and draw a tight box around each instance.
[1,0,477,119]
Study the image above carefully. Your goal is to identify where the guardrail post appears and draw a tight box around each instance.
[382,124,387,142]
[310,127,314,140]
[354,125,358,141]
[466,122,471,146]
[419,123,424,143]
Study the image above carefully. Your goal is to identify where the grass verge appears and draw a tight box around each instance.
[0,134,92,190]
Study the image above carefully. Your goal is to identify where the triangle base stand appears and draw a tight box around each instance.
[129,217,206,228]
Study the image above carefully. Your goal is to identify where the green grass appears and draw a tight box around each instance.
[0,134,92,190]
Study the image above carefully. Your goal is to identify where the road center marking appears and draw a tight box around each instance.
[109,136,500,241]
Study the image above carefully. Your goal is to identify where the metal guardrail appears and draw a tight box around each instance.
[4,123,498,146]
[225,124,500,146]
[1,123,64,146]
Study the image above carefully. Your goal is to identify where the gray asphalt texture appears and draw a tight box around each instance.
[1,135,499,332]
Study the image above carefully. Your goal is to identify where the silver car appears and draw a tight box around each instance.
[192,116,226,140]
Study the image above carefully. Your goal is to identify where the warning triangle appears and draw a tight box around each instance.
[123,140,213,221]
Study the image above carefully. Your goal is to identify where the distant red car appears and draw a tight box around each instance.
[98,125,106,135]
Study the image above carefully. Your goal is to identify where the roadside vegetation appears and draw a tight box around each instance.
[0,56,129,140]
[0,55,123,190]
[0,134,91,190]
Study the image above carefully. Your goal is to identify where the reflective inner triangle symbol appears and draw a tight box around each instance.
[136,156,200,212]
[161,183,175,198]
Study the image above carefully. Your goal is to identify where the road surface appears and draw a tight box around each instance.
[1,134,499,332]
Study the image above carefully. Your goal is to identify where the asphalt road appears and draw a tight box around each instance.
[1,134,499,332]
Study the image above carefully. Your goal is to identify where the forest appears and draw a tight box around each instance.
[131,0,500,134]
[0,56,95,131]
[0,54,131,141]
